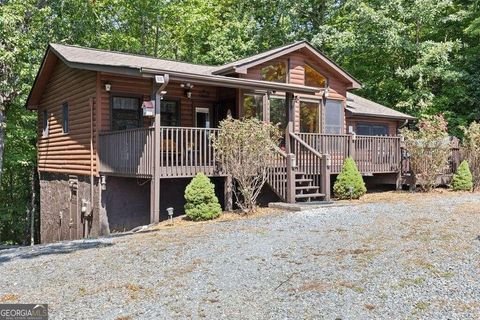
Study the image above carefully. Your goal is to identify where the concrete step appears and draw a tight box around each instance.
[295,192,325,199]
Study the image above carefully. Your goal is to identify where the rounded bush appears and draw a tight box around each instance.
[184,173,222,221]
[451,160,473,191]
[333,157,367,200]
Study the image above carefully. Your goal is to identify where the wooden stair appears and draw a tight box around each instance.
[294,172,325,202]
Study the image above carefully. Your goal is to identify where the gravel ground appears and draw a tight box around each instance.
[1,191,479,320]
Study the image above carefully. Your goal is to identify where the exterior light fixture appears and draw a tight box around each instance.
[104,83,111,92]
[185,90,192,99]
[100,175,107,191]
[155,75,166,84]
[181,83,194,99]
[166,207,174,225]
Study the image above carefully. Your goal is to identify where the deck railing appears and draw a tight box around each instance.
[99,127,222,178]
[266,148,290,202]
[297,133,402,174]
[99,127,154,178]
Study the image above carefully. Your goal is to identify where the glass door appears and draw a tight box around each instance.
[195,107,210,128]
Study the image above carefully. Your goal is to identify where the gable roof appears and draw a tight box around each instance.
[49,43,218,76]
[212,41,362,89]
[346,92,415,120]
[26,43,326,109]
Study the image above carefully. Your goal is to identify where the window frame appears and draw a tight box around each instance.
[160,98,181,127]
[356,122,389,136]
[299,98,322,133]
[268,95,287,129]
[110,94,142,131]
[304,63,328,88]
[260,60,288,83]
[242,92,265,121]
[324,99,344,134]
[62,102,69,134]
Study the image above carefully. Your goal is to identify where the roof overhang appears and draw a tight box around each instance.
[345,108,416,121]
[141,67,322,95]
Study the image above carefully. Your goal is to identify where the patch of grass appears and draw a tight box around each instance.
[292,281,330,293]
[116,316,132,320]
[414,301,430,312]
[364,304,376,310]
[393,277,425,289]
[0,294,19,302]
[337,281,365,293]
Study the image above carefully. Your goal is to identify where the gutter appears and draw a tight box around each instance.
[140,68,321,95]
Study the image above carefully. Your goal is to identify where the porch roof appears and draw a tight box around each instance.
[346,93,415,121]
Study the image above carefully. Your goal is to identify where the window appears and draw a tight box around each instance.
[300,100,320,133]
[324,99,343,134]
[62,103,69,133]
[260,61,287,83]
[269,97,287,129]
[243,94,264,120]
[357,123,389,136]
[42,110,49,137]
[112,96,141,131]
[305,64,327,88]
[161,100,180,126]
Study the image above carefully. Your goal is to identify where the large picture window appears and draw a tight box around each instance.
[324,99,343,134]
[300,100,320,133]
[260,61,287,83]
[305,64,327,88]
[112,96,141,131]
[243,94,264,120]
[269,97,287,129]
[357,123,389,136]
[161,100,180,126]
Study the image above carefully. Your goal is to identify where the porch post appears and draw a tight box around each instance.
[321,154,331,201]
[286,153,296,204]
[285,92,294,154]
[151,74,169,224]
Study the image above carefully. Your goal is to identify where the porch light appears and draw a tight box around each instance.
[104,82,111,92]
[185,90,192,99]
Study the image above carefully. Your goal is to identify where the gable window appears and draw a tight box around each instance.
[324,99,343,134]
[243,93,264,120]
[300,100,320,133]
[111,96,141,131]
[62,102,69,133]
[42,110,49,137]
[269,97,287,129]
[357,123,389,136]
[260,61,287,83]
[160,100,180,126]
[305,64,327,88]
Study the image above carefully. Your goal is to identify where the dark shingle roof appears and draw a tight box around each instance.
[50,43,218,75]
[346,93,415,120]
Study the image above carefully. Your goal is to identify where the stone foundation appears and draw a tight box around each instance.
[39,172,100,243]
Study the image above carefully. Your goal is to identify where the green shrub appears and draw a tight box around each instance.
[333,157,367,199]
[184,173,222,221]
[451,160,473,191]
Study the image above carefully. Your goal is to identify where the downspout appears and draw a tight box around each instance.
[153,74,169,223]
[88,97,94,238]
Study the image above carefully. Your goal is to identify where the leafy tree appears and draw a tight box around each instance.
[400,114,451,192]
[184,173,222,221]
[451,160,473,191]
[333,157,366,200]
[212,117,281,212]
[461,121,480,190]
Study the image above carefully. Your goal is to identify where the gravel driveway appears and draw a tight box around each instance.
[1,192,479,319]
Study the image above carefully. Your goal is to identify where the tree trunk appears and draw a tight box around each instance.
[0,111,5,187]
[29,167,37,245]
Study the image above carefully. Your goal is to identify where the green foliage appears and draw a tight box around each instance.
[400,115,451,192]
[451,160,473,191]
[461,122,480,190]
[212,117,281,212]
[184,173,222,221]
[333,157,366,200]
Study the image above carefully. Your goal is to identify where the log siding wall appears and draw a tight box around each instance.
[37,61,97,176]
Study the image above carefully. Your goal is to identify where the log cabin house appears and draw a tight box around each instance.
[27,41,417,243]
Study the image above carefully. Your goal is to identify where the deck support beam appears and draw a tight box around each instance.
[321,154,331,201]
[286,153,296,203]
[151,74,169,224]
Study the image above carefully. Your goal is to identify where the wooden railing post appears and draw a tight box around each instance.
[321,154,331,201]
[348,133,356,159]
[286,153,296,204]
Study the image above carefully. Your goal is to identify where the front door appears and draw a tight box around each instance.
[195,107,210,128]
